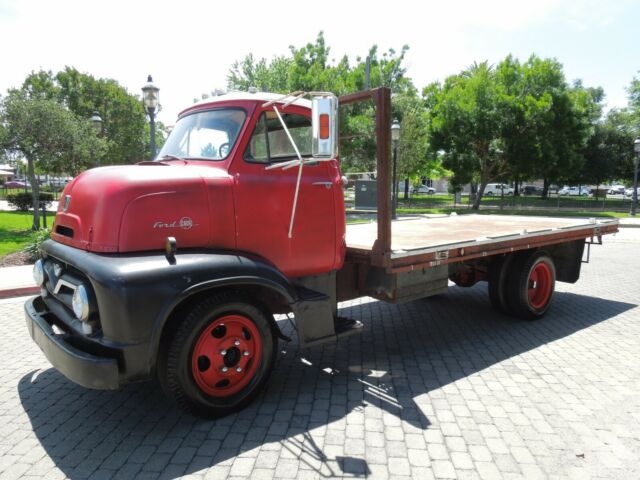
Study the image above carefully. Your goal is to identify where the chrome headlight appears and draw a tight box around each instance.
[72,284,90,322]
[33,260,45,287]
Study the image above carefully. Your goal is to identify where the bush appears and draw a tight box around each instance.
[6,192,53,212]
[24,228,51,262]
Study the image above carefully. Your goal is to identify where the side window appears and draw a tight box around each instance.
[247,115,269,162]
[245,111,311,163]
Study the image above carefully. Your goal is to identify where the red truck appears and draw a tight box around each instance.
[25,87,618,418]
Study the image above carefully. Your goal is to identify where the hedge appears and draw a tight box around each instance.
[6,192,54,212]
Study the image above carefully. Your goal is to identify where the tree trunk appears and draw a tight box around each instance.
[514,176,520,197]
[542,178,549,199]
[472,181,488,210]
[403,178,409,200]
[26,158,40,230]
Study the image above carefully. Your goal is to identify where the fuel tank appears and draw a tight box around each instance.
[51,163,234,253]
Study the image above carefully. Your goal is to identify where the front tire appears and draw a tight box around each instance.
[505,251,556,320]
[159,293,277,418]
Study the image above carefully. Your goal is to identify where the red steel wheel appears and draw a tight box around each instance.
[505,251,556,320]
[159,293,277,418]
[527,262,553,310]
[191,314,263,396]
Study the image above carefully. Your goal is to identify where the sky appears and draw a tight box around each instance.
[0,0,638,125]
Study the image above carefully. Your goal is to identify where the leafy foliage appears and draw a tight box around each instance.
[227,32,420,174]
[24,228,50,262]
[0,92,107,228]
[20,67,162,164]
[425,55,600,208]
[425,62,510,208]
[7,192,53,212]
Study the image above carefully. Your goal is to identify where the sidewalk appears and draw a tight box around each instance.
[0,264,38,299]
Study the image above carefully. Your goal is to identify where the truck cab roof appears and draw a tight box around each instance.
[183,91,312,117]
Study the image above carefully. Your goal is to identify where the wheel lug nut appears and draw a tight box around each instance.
[234,339,240,346]
[236,367,242,372]
[220,349,227,356]
[221,367,228,372]
[243,351,250,356]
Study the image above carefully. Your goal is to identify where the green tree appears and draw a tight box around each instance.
[600,109,637,183]
[20,67,159,164]
[627,73,640,135]
[227,32,416,174]
[426,55,600,206]
[425,62,509,209]
[0,92,107,229]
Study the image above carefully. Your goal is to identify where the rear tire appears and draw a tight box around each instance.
[159,293,277,418]
[505,251,556,320]
[487,254,514,314]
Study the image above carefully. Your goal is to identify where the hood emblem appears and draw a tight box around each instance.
[63,195,71,212]
[153,217,196,230]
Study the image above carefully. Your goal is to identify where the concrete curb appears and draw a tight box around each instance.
[0,286,39,300]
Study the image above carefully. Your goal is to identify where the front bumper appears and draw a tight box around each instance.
[25,296,119,389]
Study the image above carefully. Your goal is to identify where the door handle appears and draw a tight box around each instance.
[312,182,333,189]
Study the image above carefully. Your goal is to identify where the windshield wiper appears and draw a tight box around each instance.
[136,154,187,166]
[158,154,186,162]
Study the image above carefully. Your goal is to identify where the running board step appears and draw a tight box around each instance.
[292,288,363,348]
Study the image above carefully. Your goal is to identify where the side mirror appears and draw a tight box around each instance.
[311,94,338,159]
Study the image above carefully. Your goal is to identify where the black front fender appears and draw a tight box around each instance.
[39,241,298,383]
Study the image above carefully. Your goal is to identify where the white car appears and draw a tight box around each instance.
[559,186,589,196]
[484,183,514,196]
[607,185,626,195]
[411,185,436,195]
[625,187,639,198]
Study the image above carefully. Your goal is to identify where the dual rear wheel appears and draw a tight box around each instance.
[488,250,556,320]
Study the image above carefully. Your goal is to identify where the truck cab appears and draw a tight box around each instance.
[50,92,345,276]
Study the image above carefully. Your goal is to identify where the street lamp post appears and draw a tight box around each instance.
[90,111,103,167]
[141,75,160,159]
[632,138,640,217]
[391,119,400,220]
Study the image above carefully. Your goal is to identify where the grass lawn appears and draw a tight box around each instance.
[399,193,633,211]
[395,207,629,218]
[0,211,50,257]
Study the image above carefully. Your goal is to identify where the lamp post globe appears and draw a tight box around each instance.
[90,111,103,135]
[142,75,160,159]
[391,119,401,220]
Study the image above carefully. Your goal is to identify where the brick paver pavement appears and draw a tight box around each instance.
[1,228,639,480]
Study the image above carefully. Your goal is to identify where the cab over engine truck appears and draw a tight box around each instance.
[25,88,619,418]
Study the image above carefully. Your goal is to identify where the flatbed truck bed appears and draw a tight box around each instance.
[346,214,619,272]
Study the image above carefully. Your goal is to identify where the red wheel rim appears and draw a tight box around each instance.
[191,314,262,397]
[528,261,553,310]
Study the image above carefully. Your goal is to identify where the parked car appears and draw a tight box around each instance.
[3,180,30,189]
[607,185,626,195]
[559,186,589,196]
[484,183,514,196]
[522,185,544,196]
[411,185,436,195]
[625,187,640,198]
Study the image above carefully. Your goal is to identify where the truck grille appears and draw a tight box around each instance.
[40,257,99,335]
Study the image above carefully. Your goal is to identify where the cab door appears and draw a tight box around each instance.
[230,106,338,278]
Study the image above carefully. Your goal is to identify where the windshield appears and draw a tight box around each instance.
[157,108,246,161]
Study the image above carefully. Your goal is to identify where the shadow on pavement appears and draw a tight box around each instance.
[18,286,635,479]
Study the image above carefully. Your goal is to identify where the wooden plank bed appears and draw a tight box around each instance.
[345,214,619,272]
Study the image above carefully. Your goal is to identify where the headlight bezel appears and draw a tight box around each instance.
[33,259,45,287]
[72,284,90,322]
